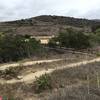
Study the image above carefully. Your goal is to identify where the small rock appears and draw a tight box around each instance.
[17,76,23,80]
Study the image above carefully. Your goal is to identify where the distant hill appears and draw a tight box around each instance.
[93,19,100,22]
[0,15,100,36]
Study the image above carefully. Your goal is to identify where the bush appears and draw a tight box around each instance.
[0,33,42,63]
[48,37,58,47]
[95,28,100,44]
[0,67,19,80]
[96,52,100,56]
[34,73,52,93]
[49,28,91,49]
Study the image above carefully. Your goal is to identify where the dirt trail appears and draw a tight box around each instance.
[0,59,62,71]
[0,57,100,84]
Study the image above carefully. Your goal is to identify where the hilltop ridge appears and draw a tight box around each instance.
[0,15,100,36]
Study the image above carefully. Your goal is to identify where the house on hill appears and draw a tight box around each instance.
[31,35,54,44]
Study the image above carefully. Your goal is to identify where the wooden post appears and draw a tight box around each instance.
[87,75,90,94]
[96,72,100,88]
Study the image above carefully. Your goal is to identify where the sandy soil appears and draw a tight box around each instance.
[0,59,62,71]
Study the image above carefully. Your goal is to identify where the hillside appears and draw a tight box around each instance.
[0,15,100,36]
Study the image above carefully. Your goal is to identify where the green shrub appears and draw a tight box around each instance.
[96,52,100,56]
[48,37,58,47]
[48,28,91,49]
[34,73,52,93]
[0,34,42,63]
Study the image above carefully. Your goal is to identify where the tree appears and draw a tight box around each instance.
[0,33,42,63]
[48,37,58,47]
[49,28,91,49]
[60,29,91,49]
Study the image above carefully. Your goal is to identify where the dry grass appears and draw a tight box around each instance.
[40,62,100,100]
[43,84,100,100]
[0,53,98,100]
[0,82,40,100]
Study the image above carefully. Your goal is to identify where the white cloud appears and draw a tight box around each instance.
[0,0,100,21]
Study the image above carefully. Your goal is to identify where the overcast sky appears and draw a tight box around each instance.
[0,0,100,21]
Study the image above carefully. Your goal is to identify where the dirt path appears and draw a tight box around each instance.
[0,57,100,84]
[0,59,62,71]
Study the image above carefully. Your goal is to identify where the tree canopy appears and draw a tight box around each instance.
[49,28,91,49]
[0,33,42,63]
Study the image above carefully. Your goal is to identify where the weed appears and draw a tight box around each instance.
[0,67,19,80]
[34,73,52,93]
